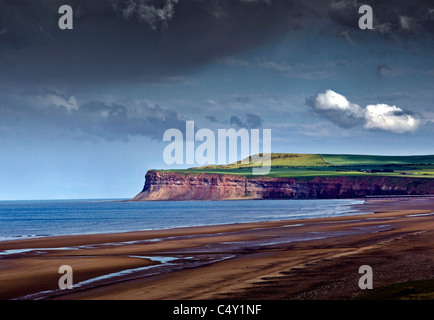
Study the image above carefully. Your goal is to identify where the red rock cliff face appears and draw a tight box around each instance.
[131,170,434,201]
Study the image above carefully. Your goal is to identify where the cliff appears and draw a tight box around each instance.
[131,170,434,201]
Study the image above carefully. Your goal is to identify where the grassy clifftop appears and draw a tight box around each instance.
[163,153,434,179]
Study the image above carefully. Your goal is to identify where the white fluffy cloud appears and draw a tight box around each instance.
[314,89,364,115]
[364,104,420,134]
[309,90,420,134]
[308,89,365,129]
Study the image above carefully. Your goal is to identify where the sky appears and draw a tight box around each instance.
[1,0,434,200]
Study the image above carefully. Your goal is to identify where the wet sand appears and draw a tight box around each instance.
[0,199,433,300]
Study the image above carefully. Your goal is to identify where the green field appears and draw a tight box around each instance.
[163,153,434,179]
[321,154,434,166]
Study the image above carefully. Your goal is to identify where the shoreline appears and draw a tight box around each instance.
[0,198,365,242]
[0,198,433,300]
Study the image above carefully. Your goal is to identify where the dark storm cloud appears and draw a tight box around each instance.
[0,0,308,87]
[1,0,433,87]
[328,0,434,35]
[0,0,433,90]
[328,0,361,29]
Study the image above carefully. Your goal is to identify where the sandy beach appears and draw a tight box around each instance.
[0,199,433,300]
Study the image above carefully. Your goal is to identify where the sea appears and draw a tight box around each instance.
[0,199,366,241]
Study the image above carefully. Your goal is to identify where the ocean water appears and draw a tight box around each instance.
[0,199,366,241]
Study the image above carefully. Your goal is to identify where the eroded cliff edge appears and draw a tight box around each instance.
[131,170,434,201]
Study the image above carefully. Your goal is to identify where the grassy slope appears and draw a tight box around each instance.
[195,153,329,169]
[163,153,434,179]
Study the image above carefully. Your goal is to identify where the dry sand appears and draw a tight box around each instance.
[0,199,433,300]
